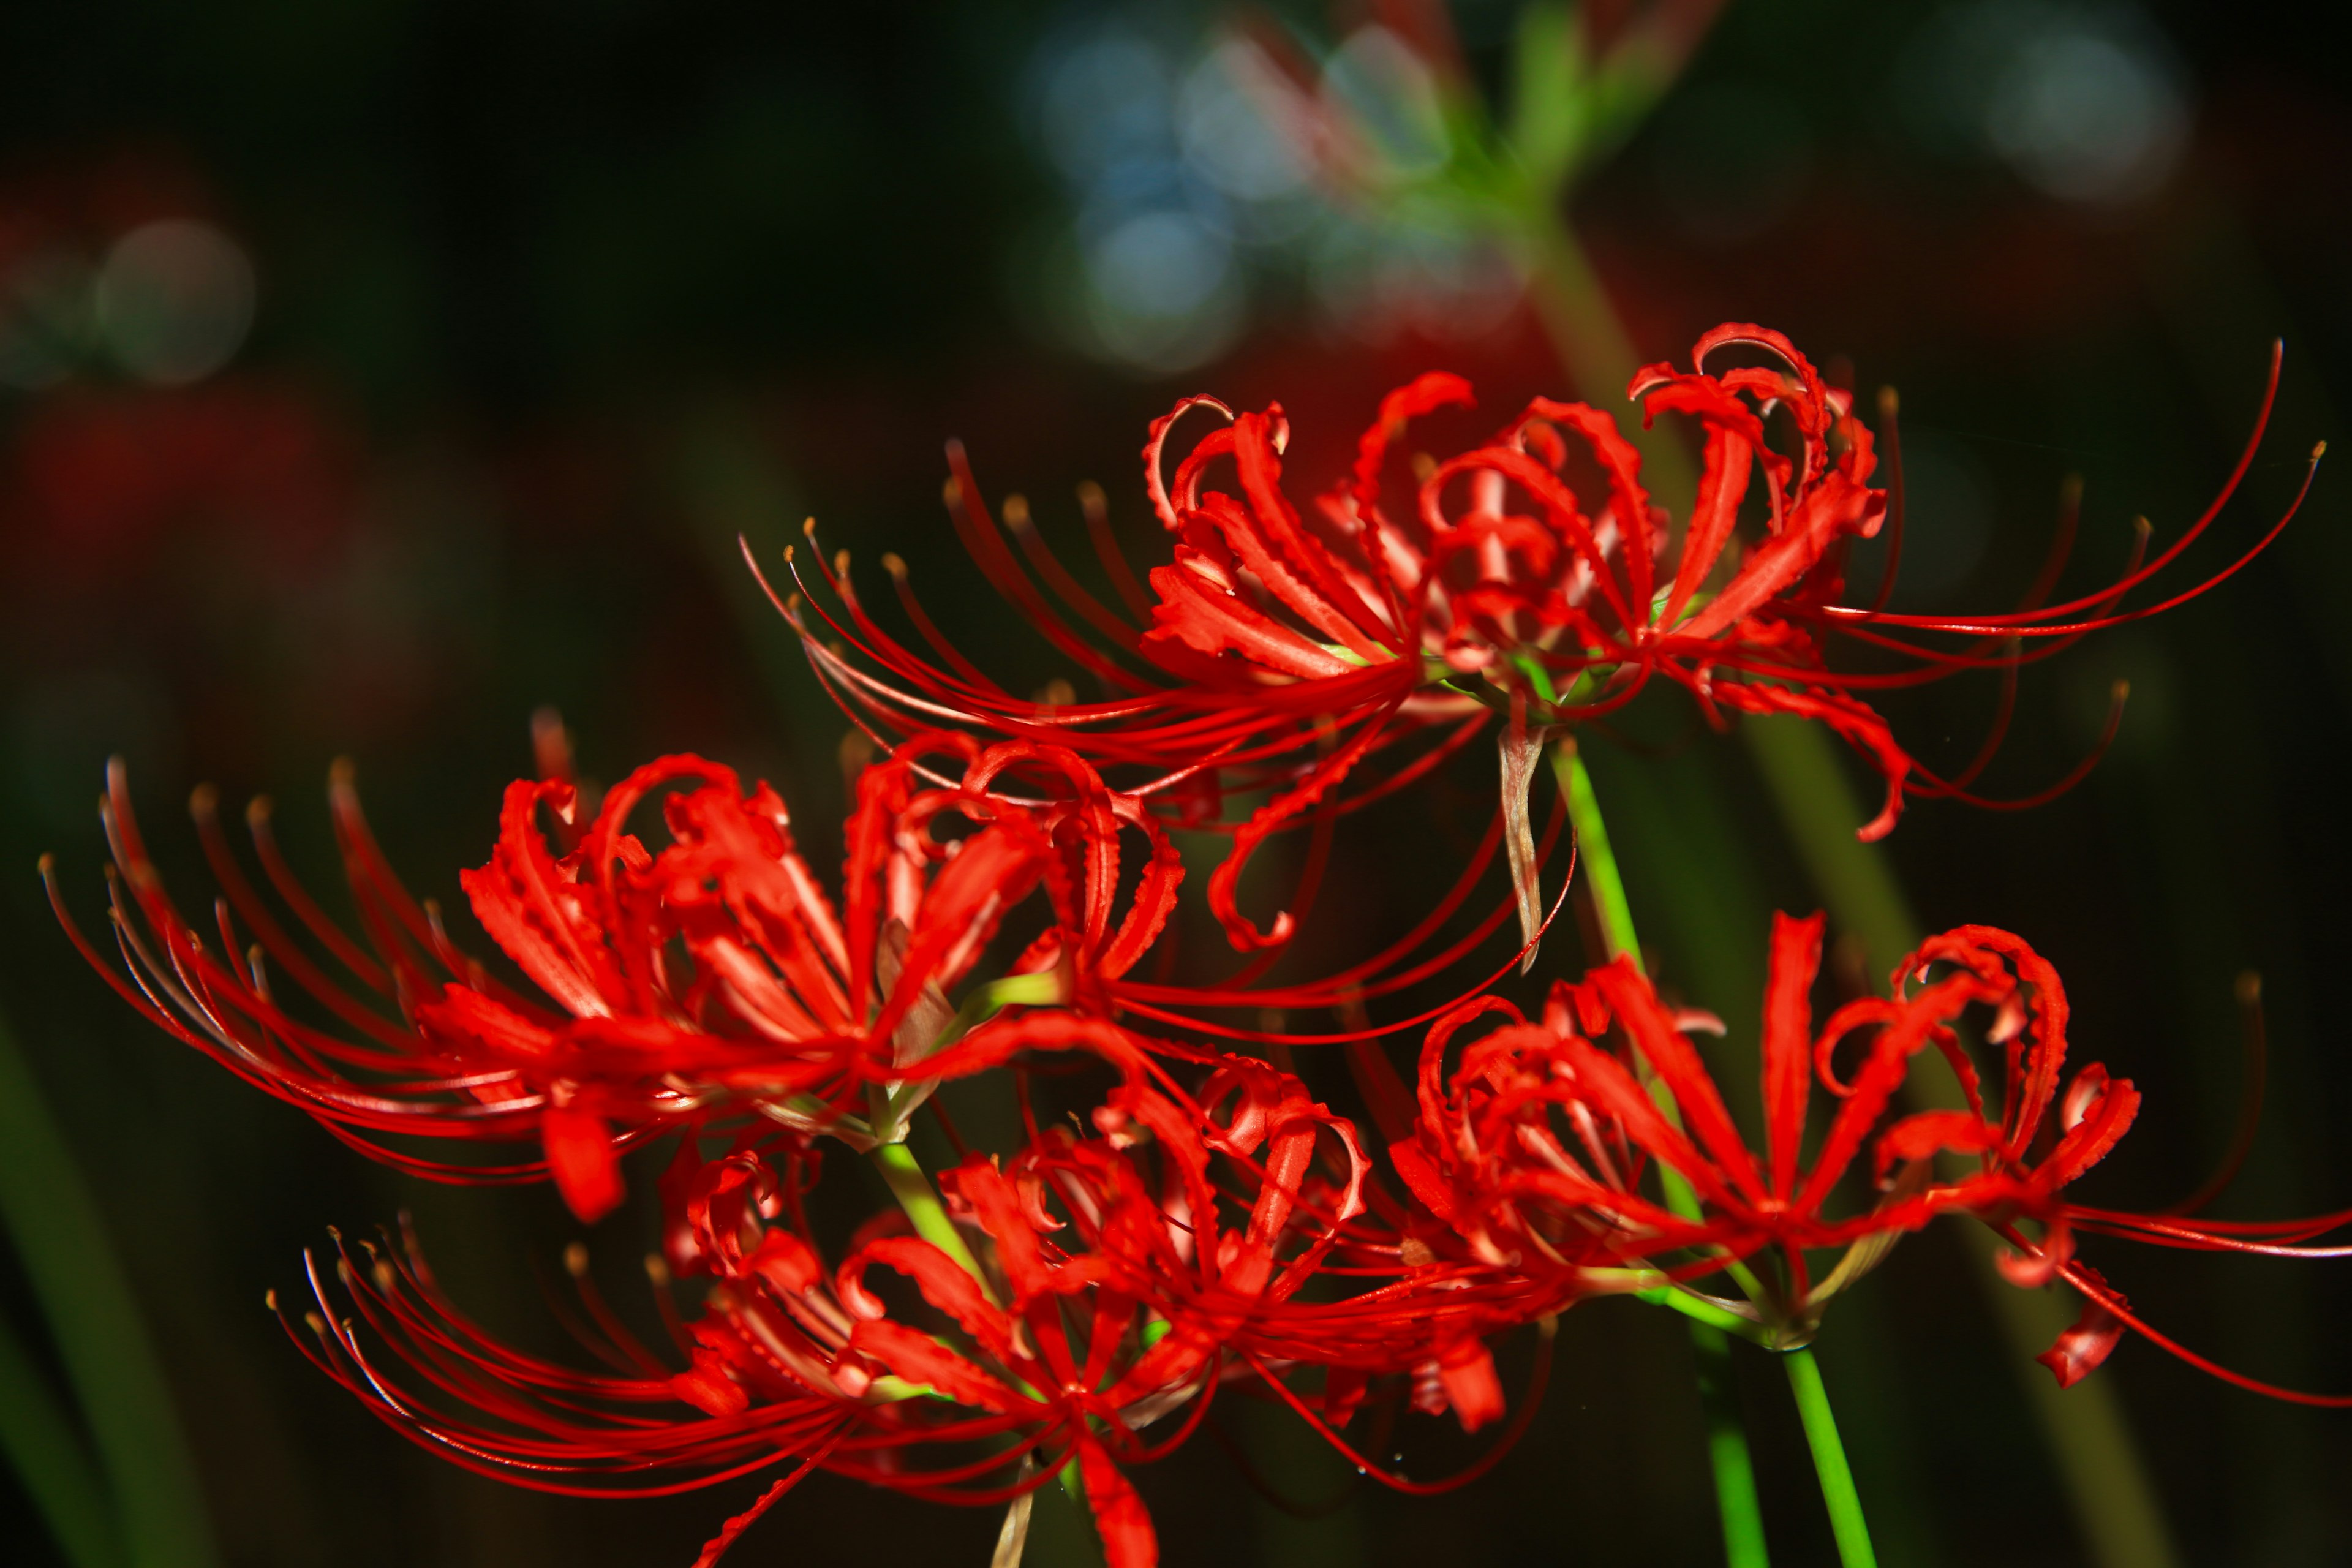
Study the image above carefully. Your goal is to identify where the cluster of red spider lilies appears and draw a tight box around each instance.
[51,325,2339,1567]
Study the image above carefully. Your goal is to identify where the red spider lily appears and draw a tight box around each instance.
[48,731,1183,1223]
[780,328,2314,954]
[1389,912,2143,1346]
[281,1033,1544,1568]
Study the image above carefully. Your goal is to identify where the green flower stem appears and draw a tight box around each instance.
[870,1142,996,1303]
[1626,1286,1760,1341]
[1744,716,2180,1568]
[0,1007,216,1568]
[1697,1325,1770,1568]
[1556,739,1642,966]
[1783,1348,1876,1568]
[870,1140,1095,1536]
[1554,741,1769,1568]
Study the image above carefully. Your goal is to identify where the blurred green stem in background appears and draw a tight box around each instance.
[0,1006,217,1568]
[1783,1348,1876,1568]
[1743,717,2181,1568]
[1555,741,1770,1568]
[0,1298,121,1568]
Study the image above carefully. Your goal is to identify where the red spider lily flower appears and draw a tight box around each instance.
[1392,912,2141,1346]
[782,330,2313,952]
[50,731,1182,1223]
[283,1038,1406,1568]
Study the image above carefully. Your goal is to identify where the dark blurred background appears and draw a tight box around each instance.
[4,2,2350,1564]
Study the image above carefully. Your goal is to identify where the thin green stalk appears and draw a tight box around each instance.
[1695,1325,1770,1568]
[1556,739,1642,967]
[1784,1348,1876,1568]
[0,1007,216,1568]
[1744,716,2180,1568]
[870,1142,995,1300]
[1555,741,1769,1568]
[871,1139,1098,1545]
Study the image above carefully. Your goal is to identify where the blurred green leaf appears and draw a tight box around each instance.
[0,1008,217,1568]
[0,1306,123,1568]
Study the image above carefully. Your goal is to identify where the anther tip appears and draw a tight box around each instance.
[880,552,908,578]
[2313,440,2328,460]
[36,851,55,875]
[264,1289,278,1311]
[189,782,218,817]
[2132,514,2153,537]
[1076,479,1106,508]
[801,516,818,539]
[246,794,274,827]
[564,1241,590,1278]
[941,477,963,508]
[2111,678,2130,702]
[328,756,357,790]
[2236,970,2263,1005]
[1876,385,1899,417]
[643,1253,671,1286]
[1003,493,1031,527]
